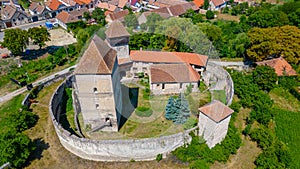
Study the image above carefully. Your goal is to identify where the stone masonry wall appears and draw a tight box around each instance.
[49,79,197,161]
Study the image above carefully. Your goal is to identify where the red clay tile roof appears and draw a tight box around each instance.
[211,0,225,7]
[1,5,17,20]
[98,2,117,12]
[47,0,63,10]
[56,8,88,24]
[193,0,204,8]
[78,0,92,4]
[74,0,84,5]
[105,21,130,38]
[118,0,127,8]
[199,100,234,123]
[150,63,200,83]
[256,57,297,76]
[130,50,208,67]
[75,35,117,75]
[108,9,129,21]
[168,4,185,16]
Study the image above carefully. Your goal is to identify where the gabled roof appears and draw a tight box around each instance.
[46,0,63,10]
[75,35,117,75]
[211,0,225,7]
[118,0,127,8]
[256,57,297,76]
[130,50,208,67]
[1,5,17,20]
[29,2,46,13]
[97,2,117,12]
[107,9,129,21]
[105,21,130,38]
[193,0,204,8]
[199,100,233,123]
[150,63,200,83]
[56,8,88,24]
[78,0,92,4]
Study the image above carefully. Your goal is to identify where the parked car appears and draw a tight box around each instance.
[1,53,9,58]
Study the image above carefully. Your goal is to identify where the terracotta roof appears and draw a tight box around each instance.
[256,57,297,76]
[151,6,170,14]
[56,8,88,24]
[78,0,92,4]
[60,0,76,6]
[199,100,234,123]
[211,0,225,7]
[36,4,46,13]
[75,35,117,75]
[74,0,84,5]
[47,0,63,10]
[29,2,38,11]
[108,9,129,21]
[150,63,200,83]
[118,0,127,8]
[153,2,171,7]
[168,2,198,16]
[105,21,130,38]
[1,5,17,20]
[155,0,186,5]
[130,50,208,67]
[182,2,198,11]
[97,2,117,12]
[193,0,204,8]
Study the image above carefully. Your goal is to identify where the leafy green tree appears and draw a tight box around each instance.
[198,23,222,43]
[124,14,138,28]
[247,26,300,64]
[252,65,278,92]
[206,10,214,19]
[83,11,91,21]
[204,0,209,10]
[91,8,106,25]
[247,10,289,28]
[28,27,50,49]
[146,13,163,32]
[0,131,35,168]
[288,8,300,28]
[76,29,90,50]
[7,110,38,132]
[2,28,28,56]
[250,126,275,150]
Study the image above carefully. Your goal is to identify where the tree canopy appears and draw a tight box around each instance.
[247,26,300,64]
[91,8,106,26]
[124,14,138,28]
[28,27,50,49]
[2,28,28,56]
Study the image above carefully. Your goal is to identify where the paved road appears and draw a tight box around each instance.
[0,65,76,103]
[0,20,48,41]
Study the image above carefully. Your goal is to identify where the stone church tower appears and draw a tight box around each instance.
[105,21,130,59]
[74,35,122,132]
[198,100,234,148]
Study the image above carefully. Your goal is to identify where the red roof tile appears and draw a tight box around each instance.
[108,9,129,21]
[98,2,117,12]
[150,63,200,83]
[193,0,204,8]
[256,57,297,76]
[211,0,225,6]
[130,50,208,67]
[199,100,233,123]
[47,0,63,10]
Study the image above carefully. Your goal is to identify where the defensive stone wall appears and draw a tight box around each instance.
[202,62,234,106]
[49,78,197,161]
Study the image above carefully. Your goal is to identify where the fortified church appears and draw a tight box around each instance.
[73,21,234,148]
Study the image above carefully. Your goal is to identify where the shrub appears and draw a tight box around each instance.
[156,154,163,162]
[206,10,215,19]
[183,117,198,129]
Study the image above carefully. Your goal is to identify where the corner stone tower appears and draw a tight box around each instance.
[105,21,130,59]
[74,35,122,132]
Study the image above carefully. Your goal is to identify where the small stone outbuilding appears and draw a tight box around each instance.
[198,100,234,148]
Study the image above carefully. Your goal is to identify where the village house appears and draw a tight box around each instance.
[198,100,234,148]
[56,8,88,29]
[256,57,297,76]
[209,0,227,11]
[1,4,29,28]
[74,35,123,132]
[29,2,50,22]
[105,9,129,23]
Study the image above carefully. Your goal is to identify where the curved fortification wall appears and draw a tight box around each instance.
[49,78,196,161]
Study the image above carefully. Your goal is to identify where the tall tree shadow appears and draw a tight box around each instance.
[24,138,50,167]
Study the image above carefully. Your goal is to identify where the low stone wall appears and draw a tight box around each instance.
[202,62,234,106]
[49,79,197,161]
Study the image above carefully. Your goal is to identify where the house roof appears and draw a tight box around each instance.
[151,7,171,15]
[211,0,225,7]
[46,0,63,10]
[108,9,129,21]
[130,50,208,67]
[78,0,92,4]
[193,0,204,8]
[168,4,186,16]
[105,21,130,38]
[56,8,88,24]
[74,0,84,5]
[35,4,46,13]
[98,2,117,12]
[199,100,234,123]
[75,35,117,75]
[1,5,17,20]
[256,57,297,76]
[150,63,200,83]
[118,0,127,8]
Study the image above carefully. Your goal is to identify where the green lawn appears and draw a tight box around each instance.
[274,108,300,169]
[269,87,300,112]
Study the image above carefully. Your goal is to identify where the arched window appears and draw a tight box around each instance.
[93,87,98,93]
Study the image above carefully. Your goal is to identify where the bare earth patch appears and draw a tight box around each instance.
[46,29,77,47]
